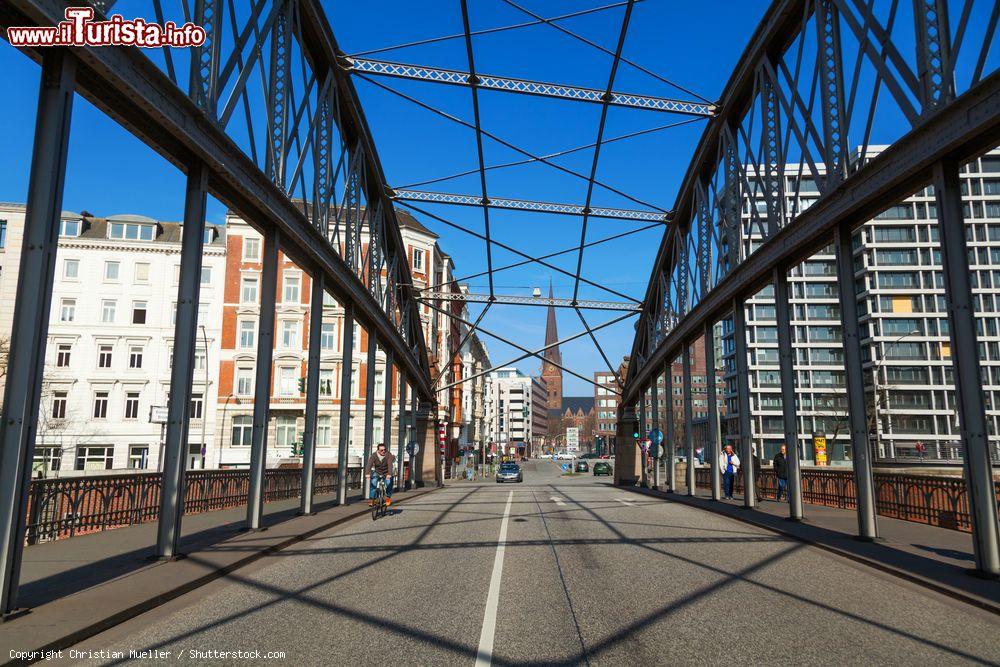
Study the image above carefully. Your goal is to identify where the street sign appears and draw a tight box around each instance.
[149,405,168,424]
[406,441,420,456]
[566,427,579,452]
[648,429,663,446]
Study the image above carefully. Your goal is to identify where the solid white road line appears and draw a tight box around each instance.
[475,489,514,666]
[549,496,567,507]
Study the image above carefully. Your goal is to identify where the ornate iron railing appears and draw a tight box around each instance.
[25,467,363,544]
[694,468,1000,532]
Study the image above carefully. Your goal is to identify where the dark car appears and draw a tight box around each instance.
[496,463,523,483]
[593,462,613,476]
[575,461,589,473]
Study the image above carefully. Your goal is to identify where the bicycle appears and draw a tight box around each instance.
[371,474,390,521]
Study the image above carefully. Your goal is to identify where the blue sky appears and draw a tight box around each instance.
[0,1,767,395]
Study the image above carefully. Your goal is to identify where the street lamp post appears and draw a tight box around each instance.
[871,330,920,460]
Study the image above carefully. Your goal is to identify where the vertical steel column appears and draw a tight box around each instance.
[337,304,355,505]
[835,222,878,540]
[396,377,408,485]
[664,359,676,492]
[409,391,418,489]
[299,273,324,515]
[774,266,803,520]
[733,299,756,508]
[380,354,395,499]
[246,227,279,530]
[650,372,660,490]
[682,344,695,496]
[0,50,75,614]
[157,162,209,557]
[638,388,648,487]
[704,320,721,501]
[361,332,377,500]
[934,159,1000,576]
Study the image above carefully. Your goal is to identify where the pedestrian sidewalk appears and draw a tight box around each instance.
[624,483,1000,614]
[0,485,436,662]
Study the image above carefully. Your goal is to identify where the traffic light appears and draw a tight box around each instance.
[298,377,306,394]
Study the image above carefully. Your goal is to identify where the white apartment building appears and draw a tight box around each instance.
[0,205,227,475]
[722,146,1000,464]
[486,367,545,457]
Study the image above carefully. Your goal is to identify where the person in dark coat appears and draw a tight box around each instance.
[772,445,789,501]
[365,442,396,506]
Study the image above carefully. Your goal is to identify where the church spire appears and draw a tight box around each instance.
[544,278,560,366]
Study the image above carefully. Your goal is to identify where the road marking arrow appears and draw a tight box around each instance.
[615,498,636,507]
[549,496,566,507]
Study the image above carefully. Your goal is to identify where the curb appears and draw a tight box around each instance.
[3,488,437,665]
[619,484,1000,616]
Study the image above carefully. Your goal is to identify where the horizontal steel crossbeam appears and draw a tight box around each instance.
[393,188,669,223]
[344,57,716,117]
[419,291,641,311]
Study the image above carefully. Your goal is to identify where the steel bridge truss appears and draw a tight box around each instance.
[0,0,439,613]
[622,0,1000,576]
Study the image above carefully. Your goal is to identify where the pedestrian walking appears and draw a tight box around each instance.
[719,444,740,500]
[773,445,788,501]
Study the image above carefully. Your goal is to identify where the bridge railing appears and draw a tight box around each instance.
[694,467,1000,532]
[25,467,364,544]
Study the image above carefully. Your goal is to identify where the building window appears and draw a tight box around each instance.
[75,446,114,471]
[375,369,385,396]
[281,320,300,349]
[283,274,300,303]
[189,393,204,420]
[59,299,76,322]
[132,301,147,324]
[203,228,217,245]
[276,416,297,449]
[241,276,258,304]
[59,218,80,237]
[200,266,213,285]
[124,392,140,420]
[108,222,155,241]
[239,320,256,348]
[279,366,297,396]
[98,344,113,369]
[128,445,149,469]
[236,367,254,396]
[101,299,117,323]
[243,237,260,261]
[319,369,334,397]
[194,348,207,371]
[129,345,143,369]
[317,416,332,448]
[413,248,424,271]
[93,391,109,419]
[104,261,120,281]
[51,391,67,419]
[56,344,72,367]
[134,262,150,282]
[63,259,79,279]
[33,447,61,473]
[321,323,336,350]
[231,415,252,447]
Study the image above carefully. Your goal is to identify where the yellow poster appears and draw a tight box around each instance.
[814,435,828,466]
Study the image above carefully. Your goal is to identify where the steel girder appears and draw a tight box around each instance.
[418,291,641,312]
[343,57,716,117]
[622,0,1000,406]
[392,188,668,223]
[0,0,433,399]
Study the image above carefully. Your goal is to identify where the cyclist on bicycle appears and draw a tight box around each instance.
[365,443,395,507]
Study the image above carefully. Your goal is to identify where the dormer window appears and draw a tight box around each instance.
[108,222,155,241]
[59,219,81,237]
[203,227,217,244]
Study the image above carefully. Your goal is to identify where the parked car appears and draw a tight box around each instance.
[575,461,589,473]
[496,463,523,483]
[593,462,613,476]
[556,452,575,460]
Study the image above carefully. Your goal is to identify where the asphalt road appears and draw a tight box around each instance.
[67,460,1000,666]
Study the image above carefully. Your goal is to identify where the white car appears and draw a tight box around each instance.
[556,452,575,460]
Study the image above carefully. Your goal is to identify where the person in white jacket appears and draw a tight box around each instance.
[719,445,741,500]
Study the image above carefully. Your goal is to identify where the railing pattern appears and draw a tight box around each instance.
[25,467,363,544]
[694,468,1000,532]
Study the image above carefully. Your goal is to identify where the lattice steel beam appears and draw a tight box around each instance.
[343,57,716,117]
[392,188,669,223]
[418,291,641,312]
